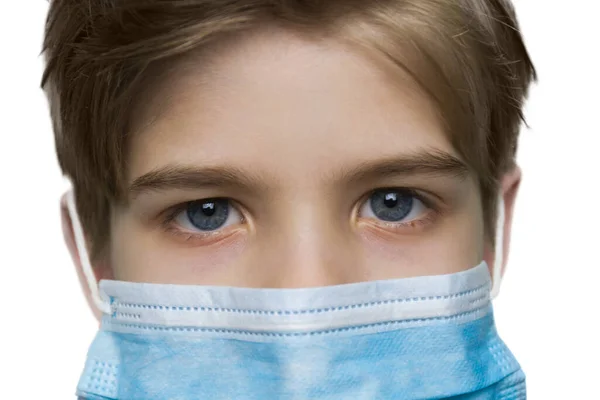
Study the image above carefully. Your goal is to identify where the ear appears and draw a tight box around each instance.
[60,193,113,323]
[484,166,522,285]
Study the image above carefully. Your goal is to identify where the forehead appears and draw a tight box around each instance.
[128,28,455,184]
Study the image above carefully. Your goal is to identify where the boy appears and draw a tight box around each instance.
[42,0,535,398]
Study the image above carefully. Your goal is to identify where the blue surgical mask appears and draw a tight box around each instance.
[67,191,525,399]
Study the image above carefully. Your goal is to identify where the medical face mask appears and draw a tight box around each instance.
[67,191,525,399]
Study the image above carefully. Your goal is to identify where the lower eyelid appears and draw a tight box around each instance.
[385,212,435,228]
[359,210,438,235]
[165,224,246,247]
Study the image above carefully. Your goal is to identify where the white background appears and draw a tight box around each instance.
[1,1,598,398]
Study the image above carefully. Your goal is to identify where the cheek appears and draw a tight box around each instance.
[109,215,248,284]
[358,211,484,280]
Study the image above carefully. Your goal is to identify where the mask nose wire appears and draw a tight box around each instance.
[490,196,505,300]
[66,190,112,314]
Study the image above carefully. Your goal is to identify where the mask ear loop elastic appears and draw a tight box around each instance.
[66,188,504,308]
[490,196,505,300]
[66,190,112,314]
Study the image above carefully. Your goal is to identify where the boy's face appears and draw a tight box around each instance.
[89,29,511,288]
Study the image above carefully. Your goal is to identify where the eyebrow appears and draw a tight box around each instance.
[337,149,469,185]
[129,150,470,198]
[129,165,271,199]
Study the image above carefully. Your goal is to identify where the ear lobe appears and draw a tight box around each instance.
[60,193,111,323]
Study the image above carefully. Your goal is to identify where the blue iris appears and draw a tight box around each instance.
[186,199,230,231]
[369,190,413,221]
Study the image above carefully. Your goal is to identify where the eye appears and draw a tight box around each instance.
[173,198,243,232]
[358,189,429,224]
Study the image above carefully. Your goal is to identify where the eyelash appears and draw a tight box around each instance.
[160,188,440,242]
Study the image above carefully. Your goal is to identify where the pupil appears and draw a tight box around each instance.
[202,202,216,216]
[383,192,398,208]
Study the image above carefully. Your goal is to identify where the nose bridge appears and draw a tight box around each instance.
[261,196,359,288]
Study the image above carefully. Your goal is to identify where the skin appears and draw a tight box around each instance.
[61,28,521,320]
